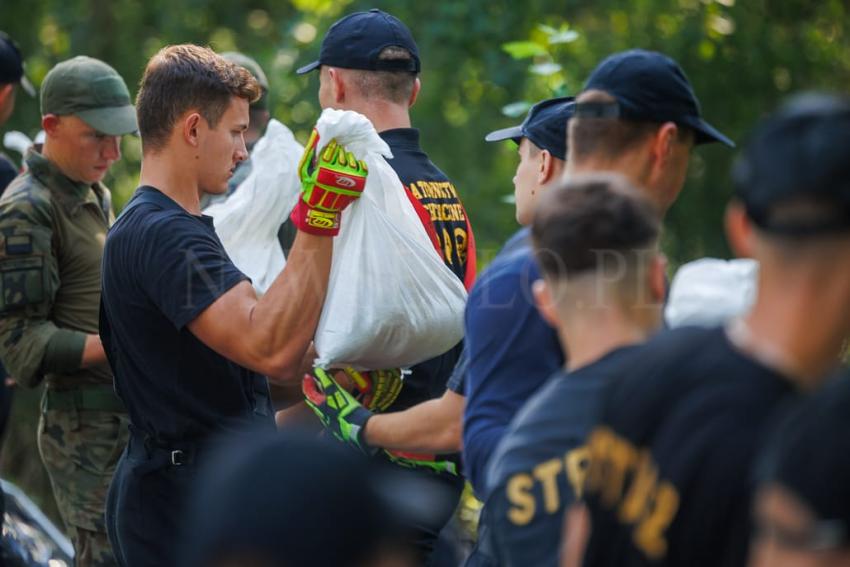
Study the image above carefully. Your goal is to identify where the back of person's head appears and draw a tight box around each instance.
[136,44,261,153]
[184,430,412,567]
[348,46,419,104]
[730,93,850,260]
[297,10,421,108]
[568,50,734,212]
[750,376,850,567]
[531,173,664,316]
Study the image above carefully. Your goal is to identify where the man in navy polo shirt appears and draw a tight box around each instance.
[101,44,367,567]
[462,50,735,503]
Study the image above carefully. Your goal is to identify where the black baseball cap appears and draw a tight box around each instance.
[0,32,35,97]
[183,431,401,567]
[296,9,420,75]
[575,49,734,148]
[732,93,850,234]
[485,97,575,160]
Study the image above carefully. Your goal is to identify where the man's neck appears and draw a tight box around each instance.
[337,100,411,133]
[41,142,85,185]
[561,307,651,372]
[735,273,848,389]
[139,151,202,215]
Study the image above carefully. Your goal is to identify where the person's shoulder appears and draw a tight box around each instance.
[488,372,580,477]
[0,171,54,226]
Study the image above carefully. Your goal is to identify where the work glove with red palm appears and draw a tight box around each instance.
[303,367,377,456]
[291,129,368,236]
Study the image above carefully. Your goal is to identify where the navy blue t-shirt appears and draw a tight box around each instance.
[483,346,642,567]
[583,326,799,567]
[462,228,565,496]
[100,186,273,446]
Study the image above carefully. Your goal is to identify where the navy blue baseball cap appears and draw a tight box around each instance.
[575,49,734,148]
[296,9,420,75]
[485,97,575,160]
[732,93,850,234]
[0,32,35,96]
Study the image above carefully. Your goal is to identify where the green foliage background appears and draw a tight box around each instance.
[2,0,849,524]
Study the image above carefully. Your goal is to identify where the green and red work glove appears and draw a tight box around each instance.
[303,367,377,455]
[302,368,458,476]
[291,129,368,236]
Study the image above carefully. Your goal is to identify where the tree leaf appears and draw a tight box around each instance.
[530,62,562,76]
[502,41,548,59]
[548,30,579,44]
[501,101,532,118]
[537,23,559,36]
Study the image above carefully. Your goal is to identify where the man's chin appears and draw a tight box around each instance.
[200,184,229,196]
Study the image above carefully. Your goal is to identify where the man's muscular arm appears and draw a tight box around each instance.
[188,232,332,384]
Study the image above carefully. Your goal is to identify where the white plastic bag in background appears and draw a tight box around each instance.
[206,119,304,294]
[312,108,468,369]
[665,258,759,328]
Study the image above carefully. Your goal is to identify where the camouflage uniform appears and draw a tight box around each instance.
[0,149,127,566]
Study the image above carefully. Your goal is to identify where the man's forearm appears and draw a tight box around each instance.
[363,390,464,454]
[250,232,333,383]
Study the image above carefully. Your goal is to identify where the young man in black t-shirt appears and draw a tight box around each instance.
[101,45,367,567]
[480,174,665,567]
[575,94,850,567]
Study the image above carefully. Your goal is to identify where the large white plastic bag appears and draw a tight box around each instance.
[206,119,303,294]
[312,109,468,369]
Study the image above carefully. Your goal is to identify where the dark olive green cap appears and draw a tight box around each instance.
[221,51,269,111]
[41,55,137,136]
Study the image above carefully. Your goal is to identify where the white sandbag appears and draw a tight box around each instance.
[205,119,303,294]
[312,108,467,369]
[665,258,759,328]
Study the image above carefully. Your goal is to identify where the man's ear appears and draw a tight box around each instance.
[533,278,562,329]
[41,114,60,136]
[537,149,556,185]
[329,67,346,104]
[408,77,421,108]
[0,84,13,106]
[183,112,203,148]
[725,200,755,259]
[650,122,678,168]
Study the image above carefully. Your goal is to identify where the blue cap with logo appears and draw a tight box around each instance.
[296,9,420,75]
[485,97,575,160]
[575,49,734,148]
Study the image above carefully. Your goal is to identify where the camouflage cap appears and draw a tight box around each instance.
[41,56,137,136]
[221,52,269,111]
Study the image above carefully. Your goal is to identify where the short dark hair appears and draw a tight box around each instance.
[569,90,692,164]
[532,173,661,282]
[349,46,418,104]
[136,44,261,152]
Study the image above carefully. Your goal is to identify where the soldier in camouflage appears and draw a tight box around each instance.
[0,56,137,566]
